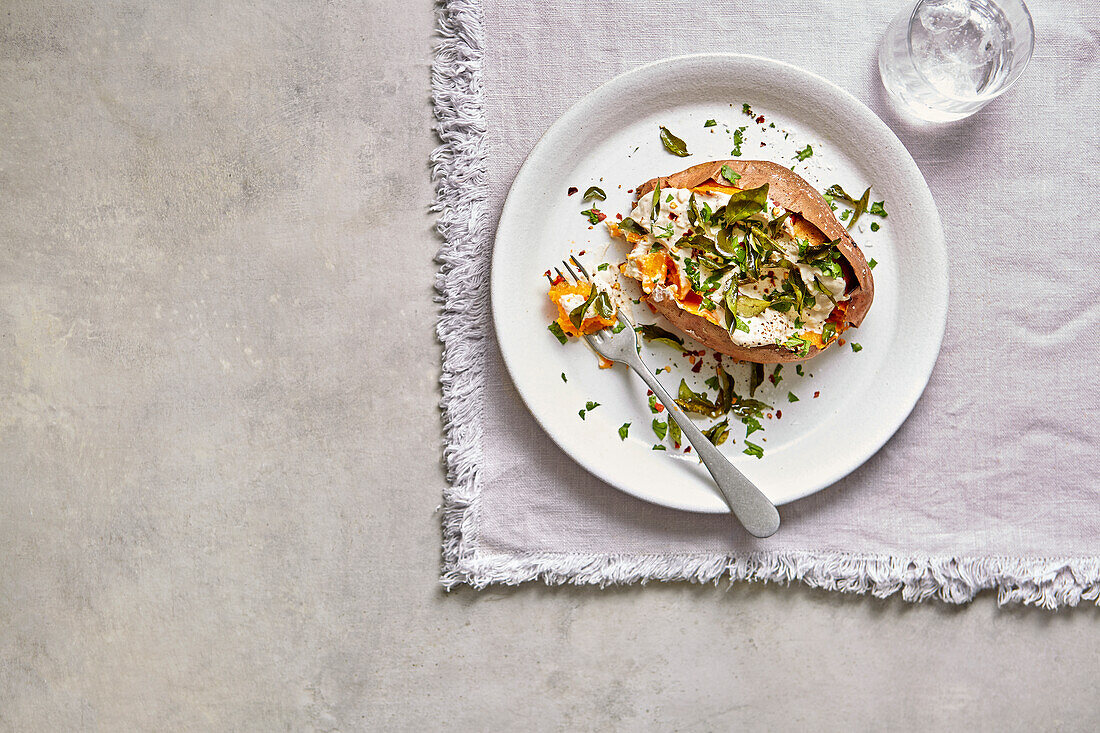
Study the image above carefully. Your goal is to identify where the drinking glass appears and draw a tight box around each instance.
[878,0,1035,122]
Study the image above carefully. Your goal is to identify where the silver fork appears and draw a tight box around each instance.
[561,257,780,538]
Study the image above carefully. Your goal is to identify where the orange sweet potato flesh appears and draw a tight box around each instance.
[633,160,874,363]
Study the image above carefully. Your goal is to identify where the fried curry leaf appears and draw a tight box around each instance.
[703,419,730,446]
[847,186,871,230]
[666,416,682,446]
[823,184,858,205]
[568,284,598,329]
[583,186,606,202]
[750,363,764,396]
[637,323,688,353]
[723,184,769,224]
[736,296,771,318]
[651,183,661,224]
[659,126,690,157]
[617,217,648,237]
[675,379,721,417]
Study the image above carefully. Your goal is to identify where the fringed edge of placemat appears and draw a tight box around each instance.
[446,549,1100,609]
[432,0,490,586]
[430,0,1099,609]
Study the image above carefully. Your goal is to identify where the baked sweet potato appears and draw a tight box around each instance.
[615,160,874,363]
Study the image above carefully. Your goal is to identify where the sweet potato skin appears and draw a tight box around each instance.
[634,160,874,363]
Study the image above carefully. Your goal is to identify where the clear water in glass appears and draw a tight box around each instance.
[879,0,1035,122]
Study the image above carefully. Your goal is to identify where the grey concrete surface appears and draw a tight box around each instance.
[0,2,1096,731]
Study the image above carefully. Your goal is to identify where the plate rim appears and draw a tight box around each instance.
[490,52,948,512]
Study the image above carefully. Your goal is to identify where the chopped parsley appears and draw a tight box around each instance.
[548,322,568,344]
[796,364,804,376]
[704,119,717,127]
[771,364,783,386]
[743,441,764,459]
[652,418,668,440]
[742,103,753,116]
[795,144,813,161]
[652,444,666,451]
[597,262,609,271]
[869,201,888,217]
[839,209,851,222]
[720,164,741,184]
[851,343,863,352]
[648,394,659,413]
[870,222,880,232]
[868,258,878,269]
[618,423,630,440]
[560,372,567,383]
[787,391,799,403]
[731,126,746,157]
[578,409,586,420]
[611,321,626,333]
[585,401,600,411]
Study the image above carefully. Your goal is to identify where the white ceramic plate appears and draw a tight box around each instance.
[491,54,947,513]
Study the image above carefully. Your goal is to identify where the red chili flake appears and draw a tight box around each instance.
[655,403,665,413]
[647,389,653,396]
[768,374,777,385]
[668,212,679,221]
[567,187,578,195]
[691,361,703,373]
[755,115,765,123]
[684,446,692,454]
[543,269,552,279]
[627,188,634,193]
[596,212,607,222]
[760,142,766,147]
[776,410,782,419]
[766,413,773,419]
[616,213,623,220]
[715,353,723,363]
[578,250,586,256]
[814,391,820,398]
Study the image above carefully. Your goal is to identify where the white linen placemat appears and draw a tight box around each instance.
[433,0,1100,607]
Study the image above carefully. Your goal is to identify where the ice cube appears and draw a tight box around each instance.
[917,0,971,33]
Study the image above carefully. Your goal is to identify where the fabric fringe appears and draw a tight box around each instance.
[430,0,1100,610]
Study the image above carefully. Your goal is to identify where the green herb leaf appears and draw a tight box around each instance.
[666,415,682,446]
[593,290,614,319]
[787,391,799,403]
[839,209,851,222]
[561,372,567,382]
[736,295,771,318]
[795,144,813,161]
[637,323,688,353]
[771,364,783,386]
[611,321,626,334]
[675,379,721,417]
[652,418,668,440]
[796,364,804,376]
[851,342,863,352]
[586,401,600,411]
[731,126,746,157]
[578,409,586,420]
[868,257,878,269]
[750,363,764,396]
[597,262,609,271]
[652,444,667,451]
[651,183,661,224]
[703,419,730,446]
[720,165,742,185]
[659,126,690,157]
[870,222,880,232]
[569,285,598,330]
[648,394,659,413]
[869,201,888,218]
[723,183,769,224]
[548,321,568,344]
[617,217,647,237]
[742,415,763,437]
[742,103,753,116]
[823,184,858,205]
[821,322,837,344]
[618,422,630,440]
[704,119,717,128]
[848,187,871,230]
[743,440,764,459]
[583,186,606,202]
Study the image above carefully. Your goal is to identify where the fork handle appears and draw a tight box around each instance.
[629,359,780,538]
